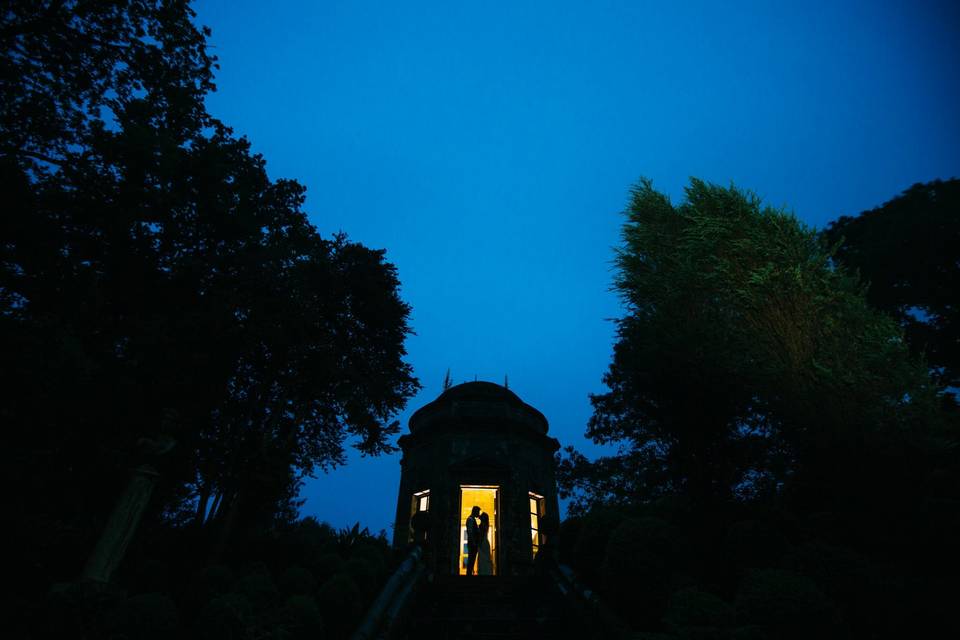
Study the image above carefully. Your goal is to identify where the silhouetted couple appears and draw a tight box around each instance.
[466,505,492,575]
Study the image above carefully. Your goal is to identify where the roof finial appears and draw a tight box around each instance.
[504,374,509,389]
[442,368,452,390]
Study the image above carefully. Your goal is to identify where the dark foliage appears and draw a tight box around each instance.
[35,518,396,639]
[2,2,417,634]
[559,179,960,638]
[824,178,960,396]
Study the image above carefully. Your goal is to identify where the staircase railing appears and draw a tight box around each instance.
[351,545,426,640]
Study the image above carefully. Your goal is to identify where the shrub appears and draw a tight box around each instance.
[316,573,362,632]
[724,520,785,569]
[195,593,252,640]
[102,592,180,640]
[344,556,379,599]
[184,565,235,611]
[310,552,344,582]
[279,566,317,596]
[558,515,584,566]
[351,541,388,577]
[601,517,673,627]
[734,569,833,637]
[282,595,324,639]
[665,588,735,631]
[236,571,279,611]
[571,509,627,584]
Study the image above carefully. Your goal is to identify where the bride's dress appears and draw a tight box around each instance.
[477,533,493,575]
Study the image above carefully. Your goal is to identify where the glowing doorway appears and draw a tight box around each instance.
[458,485,498,575]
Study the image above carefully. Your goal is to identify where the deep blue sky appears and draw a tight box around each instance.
[192,0,959,535]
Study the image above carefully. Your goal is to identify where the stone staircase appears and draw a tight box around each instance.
[400,574,592,640]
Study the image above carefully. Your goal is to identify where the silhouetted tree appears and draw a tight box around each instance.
[1,0,215,170]
[1,1,419,596]
[558,178,960,637]
[561,178,940,510]
[823,179,960,396]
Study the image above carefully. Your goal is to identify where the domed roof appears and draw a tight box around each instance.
[435,380,525,404]
[408,381,549,435]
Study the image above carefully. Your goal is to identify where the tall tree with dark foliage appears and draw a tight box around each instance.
[559,179,958,637]
[561,178,940,510]
[1,0,419,600]
[824,178,960,396]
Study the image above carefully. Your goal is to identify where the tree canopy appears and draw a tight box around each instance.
[557,178,959,637]
[561,178,943,510]
[823,178,960,396]
[1,0,215,169]
[2,0,419,592]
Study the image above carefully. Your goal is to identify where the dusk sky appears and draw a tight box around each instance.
[191,0,959,535]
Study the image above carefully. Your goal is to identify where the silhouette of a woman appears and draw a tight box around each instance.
[477,512,493,575]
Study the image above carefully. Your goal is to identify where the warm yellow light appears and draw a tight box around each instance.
[458,486,498,576]
[529,492,544,560]
[408,489,430,542]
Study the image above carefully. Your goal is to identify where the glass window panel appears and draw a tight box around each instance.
[530,513,538,529]
[419,496,428,511]
[532,531,539,546]
[530,498,537,514]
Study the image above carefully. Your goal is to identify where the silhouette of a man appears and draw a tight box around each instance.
[466,505,481,575]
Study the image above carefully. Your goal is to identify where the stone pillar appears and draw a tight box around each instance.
[81,464,160,583]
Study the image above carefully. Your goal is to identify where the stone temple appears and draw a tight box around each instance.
[392,381,560,576]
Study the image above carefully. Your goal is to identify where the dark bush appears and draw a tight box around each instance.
[184,565,235,612]
[279,566,317,596]
[665,588,735,631]
[236,569,279,611]
[344,556,380,599]
[41,583,123,638]
[735,569,833,637]
[730,626,766,640]
[571,509,627,584]
[724,520,785,569]
[282,595,324,639]
[125,557,174,594]
[195,593,252,640]
[558,515,584,566]
[316,573,362,632]
[102,592,180,640]
[601,516,673,627]
[351,541,388,576]
[311,552,345,583]
[278,518,337,567]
